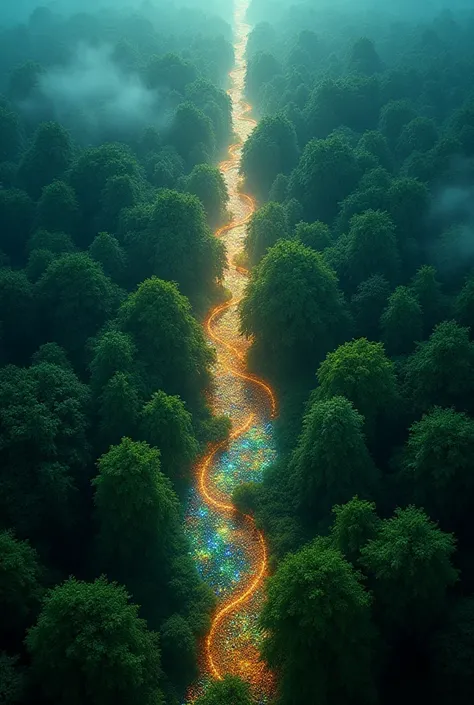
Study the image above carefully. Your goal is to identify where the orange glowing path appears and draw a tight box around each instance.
[185,0,277,701]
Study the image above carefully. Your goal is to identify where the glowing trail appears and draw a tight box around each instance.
[184,0,277,700]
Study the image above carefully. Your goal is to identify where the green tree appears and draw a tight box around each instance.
[100,174,140,234]
[0,108,21,162]
[331,497,381,566]
[381,285,422,356]
[361,506,458,628]
[402,408,474,531]
[89,232,127,285]
[357,131,392,170]
[27,249,55,282]
[351,274,391,340]
[89,330,136,391]
[316,338,398,436]
[345,209,400,289]
[145,147,184,189]
[434,226,474,289]
[32,342,72,370]
[379,100,417,148]
[145,53,197,93]
[18,122,73,199]
[261,539,375,705]
[125,190,225,302]
[37,181,79,235]
[0,653,24,705]
[185,163,228,228]
[37,253,122,363]
[386,177,429,245]
[27,229,75,255]
[289,397,378,525]
[93,439,177,567]
[269,173,288,203]
[193,676,253,705]
[160,615,197,691]
[136,126,161,159]
[350,37,382,75]
[245,201,289,265]
[185,78,232,151]
[140,391,198,493]
[334,179,389,238]
[0,189,35,264]
[0,362,90,542]
[397,117,438,160]
[8,61,44,102]
[0,531,42,647]
[0,267,35,363]
[305,76,381,139]
[240,240,349,378]
[0,162,17,190]
[93,439,210,629]
[168,103,215,166]
[294,221,332,252]
[97,372,142,448]
[410,265,446,335]
[94,439,178,622]
[455,275,474,331]
[246,51,282,102]
[69,143,141,228]
[241,114,299,202]
[290,135,361,223]
[403,321,474,414]
[117,278,214,403]
[285,198,304,229]
[26,577,163,705]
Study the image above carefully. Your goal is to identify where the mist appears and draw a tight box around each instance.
[430,177,474,278]
[0,0,234,27]
[22,44,167,144]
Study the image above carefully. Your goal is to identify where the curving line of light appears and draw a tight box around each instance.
[192,0,277,693]
[197,415,269,682]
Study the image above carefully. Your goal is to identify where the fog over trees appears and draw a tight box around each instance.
[1,0,474,703]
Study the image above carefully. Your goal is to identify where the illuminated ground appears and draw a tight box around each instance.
[184,0,277,701]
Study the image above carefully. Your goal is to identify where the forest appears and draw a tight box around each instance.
[1,0,474,703]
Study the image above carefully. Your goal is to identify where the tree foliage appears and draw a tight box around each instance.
[185,163,228,228]
[316,338,398,435]
[241,114,299,201]
[289,397,378,525]
[381,285,422,356]
[240,240,350,378]
[245,201,289,265]
[117,277,213,403]
[37,253,122,363]
[261,539,376,705]
[26,577,164,705]
[140,391,198,493]
[402,408,474,531]
[331,497,381,566]
[403,321,474,414]
[193,676,253,705]
[0,531,43,647]
[290,135,361,223]
[361,506,458,629]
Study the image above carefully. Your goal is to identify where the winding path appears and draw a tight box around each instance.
[184,1,277,701]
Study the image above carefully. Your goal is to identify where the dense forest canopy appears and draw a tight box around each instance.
[236,0,474,703]
[0,0,234,703]
[1,0,474,703]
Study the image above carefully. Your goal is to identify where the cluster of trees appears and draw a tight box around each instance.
[231,1,474,704]
[0,2,236,705]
